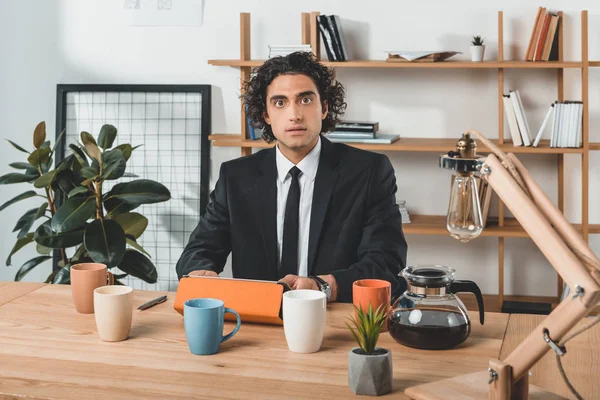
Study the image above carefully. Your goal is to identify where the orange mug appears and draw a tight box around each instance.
[352,279,392,332]
[70,263,114,314]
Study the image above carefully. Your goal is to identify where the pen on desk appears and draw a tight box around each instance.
[137,295,167,311]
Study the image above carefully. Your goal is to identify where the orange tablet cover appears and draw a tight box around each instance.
[173,276,286,325]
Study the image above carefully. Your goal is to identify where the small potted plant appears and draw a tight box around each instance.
[470,35,485,62]
[346,304,392,396]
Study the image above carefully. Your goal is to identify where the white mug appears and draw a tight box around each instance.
[94,285,133,342]
[282,289,327,353]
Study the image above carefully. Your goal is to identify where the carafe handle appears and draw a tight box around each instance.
[449,280,484,325]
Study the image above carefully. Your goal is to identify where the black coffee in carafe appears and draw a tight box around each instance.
[388,308,470,350]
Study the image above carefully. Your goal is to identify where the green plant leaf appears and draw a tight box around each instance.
[67,186,89,198]
[6,139,30,154]
[15,256,52,281]
[125,237,151,257]
[114,144,133,161]
[6,233,34,266]
[84,219,126,268]
[104,197,139,218]
[0,172,37,184]
[33,121,46,149]
[80,166,99,180]
[35,202,48,219]
[51,196,95,233]
[104,179,171,205]
[101,149,126,180]
[13,207,40,239]
[27,146,51,167]
[98,124,117,150]
[69,144,89,167]
[0,190,38,212]
[80,131,101,163]
[118,250,157,283]
[9,162,38,175]
[52,265,71,284]
[52,130,66,155]
[112,212,148,239]
[34,220,84,249]
[52,169,83,198]
[36,243,53,255]
[122,172,139,178]
[33,170,58,188]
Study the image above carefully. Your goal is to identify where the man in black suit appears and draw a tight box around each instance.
[176,51,407,303]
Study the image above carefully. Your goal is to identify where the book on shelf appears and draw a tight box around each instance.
[268,44,311,58]
[525,7,560,61]
[327,130,375,139]
[316,15,349,61]
[336,120,379,132]
[509,90,533,146]
[326,133,400,144]
[502,95,523,146]
[547,101,583,148]
[397,199,411,224]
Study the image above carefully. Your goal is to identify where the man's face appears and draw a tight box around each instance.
[264,74,328,156]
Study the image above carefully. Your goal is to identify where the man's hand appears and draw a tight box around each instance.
[278,275,319,291]
[188,270,219,277]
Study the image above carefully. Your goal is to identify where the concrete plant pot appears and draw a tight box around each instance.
[470,45,485,62]
[348,347,393,396]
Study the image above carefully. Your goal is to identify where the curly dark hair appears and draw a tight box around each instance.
[242,51,347,143]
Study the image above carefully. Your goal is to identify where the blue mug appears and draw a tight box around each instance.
[183,298,241,355]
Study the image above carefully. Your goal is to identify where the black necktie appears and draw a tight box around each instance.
[280,166,301,278]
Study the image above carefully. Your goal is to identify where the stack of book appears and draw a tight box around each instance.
[525,7,560,61]
[268,44,312,58]
[397,200,411,224]
[316,15,350,61]
[502,90,534,146]
[326,120,400,144]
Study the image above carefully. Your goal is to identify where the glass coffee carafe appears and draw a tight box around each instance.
[388,265,484,350]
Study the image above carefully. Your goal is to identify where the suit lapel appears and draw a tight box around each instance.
[308,137,340,275]
[256,148,278,280]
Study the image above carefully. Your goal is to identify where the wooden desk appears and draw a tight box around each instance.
[0,283,596,399]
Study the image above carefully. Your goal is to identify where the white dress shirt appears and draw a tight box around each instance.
[275,137,321,277]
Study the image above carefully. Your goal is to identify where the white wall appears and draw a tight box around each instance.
[1,0,599,296]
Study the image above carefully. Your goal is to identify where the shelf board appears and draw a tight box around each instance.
[208,134,584,154]
[404,215,600,237]
[590,142,600,150]
[208,59,584,69]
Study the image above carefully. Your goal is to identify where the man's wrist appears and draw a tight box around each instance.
[317,274,338,302]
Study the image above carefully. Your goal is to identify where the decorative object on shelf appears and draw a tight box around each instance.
[385,50,461,63]
[346,303,393,396]
[316,15,350,61]
[470,35,485,62]
[404,129,600,399]
[388,265,484,349]
[268,44,311,58]
[0,122,171,285]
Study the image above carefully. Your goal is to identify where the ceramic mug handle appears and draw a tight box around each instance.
[221,308,241,343]
[106,271,114,285]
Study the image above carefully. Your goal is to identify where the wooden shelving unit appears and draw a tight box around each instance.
[208,11,597,307]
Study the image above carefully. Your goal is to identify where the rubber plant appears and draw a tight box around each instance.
[1,121,171,284]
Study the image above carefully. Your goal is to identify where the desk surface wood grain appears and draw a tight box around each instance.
[0,282,596,399]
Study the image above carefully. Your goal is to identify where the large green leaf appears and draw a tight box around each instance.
[101,149,126,180]
[52,265,71,284]
[6,233,34,266]
[104,179,171,205]
[36,243,53,255]
[80,166,99,180]
[104,197,139,218]
[9,162,38,176]
[114,144,133,161]
[6,139,30,154]
[27,146,51,167]
[67,186,89,198]
[33,121,46,149]
[84,219,126,268]
[112,212,148,239]
[0,190,38,212]
[69,144,89,168]
[118,250,157,283]
[34,220,84,248]
[51,196,95,233]
[0,172,37,184]
[98,124,117,150]
[80,131,101,163]
[52,170,80,198]
[125,238,151,257]
[33,170,58,188]
[13,207,41,239]
[15,256,52,282]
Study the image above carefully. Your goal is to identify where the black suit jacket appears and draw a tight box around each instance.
[176,136,408,302]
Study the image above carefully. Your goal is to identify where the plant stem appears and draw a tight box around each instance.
[95,181,104,220]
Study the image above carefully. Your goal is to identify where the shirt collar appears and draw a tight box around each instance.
[276,136,321,183]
